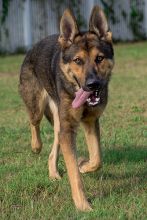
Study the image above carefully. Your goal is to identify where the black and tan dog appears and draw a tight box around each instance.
[19,6,114,211]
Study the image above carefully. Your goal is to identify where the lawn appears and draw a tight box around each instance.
[0,43,147,220]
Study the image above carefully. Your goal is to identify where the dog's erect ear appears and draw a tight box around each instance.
[58,9,79,48]
[89,6,112,42]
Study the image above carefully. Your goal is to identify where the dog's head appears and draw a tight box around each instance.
[58,6,114,108]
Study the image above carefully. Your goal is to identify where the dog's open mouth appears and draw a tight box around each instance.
[72,88,101,109]
[86,90,100,107]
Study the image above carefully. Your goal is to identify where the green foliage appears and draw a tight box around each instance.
[70,0,86,28]
[100,0,145,39]
[130,1,145,39]
[100,0,118,24]
[1,0,10,24]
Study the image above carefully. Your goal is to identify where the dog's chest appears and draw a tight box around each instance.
[81,105,105,121]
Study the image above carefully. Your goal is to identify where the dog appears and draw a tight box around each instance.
[19,6,114,211]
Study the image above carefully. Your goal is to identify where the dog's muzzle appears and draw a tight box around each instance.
[72,73,107,109]
[83,77,107,107]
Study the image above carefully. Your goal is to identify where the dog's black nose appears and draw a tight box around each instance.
[85,77,106,91]
[85,78,100,90]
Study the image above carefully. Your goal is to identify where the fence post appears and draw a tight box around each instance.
[23,0,32,49]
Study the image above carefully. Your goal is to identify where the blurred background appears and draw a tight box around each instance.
[0,0,147,53]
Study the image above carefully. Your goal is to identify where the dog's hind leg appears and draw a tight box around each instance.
[30,124,42,154]
[28,89,48,154]
[47,98,61,179]
[78,119,102,173]
[19,67,48,153]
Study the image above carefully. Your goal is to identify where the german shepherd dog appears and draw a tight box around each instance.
[19,6,114,211]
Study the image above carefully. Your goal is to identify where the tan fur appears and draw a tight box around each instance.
[48,97,61,179]
[59,91,92,210]
[79,120,101,173]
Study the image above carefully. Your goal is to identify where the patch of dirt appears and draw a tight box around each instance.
[0,72,18,78]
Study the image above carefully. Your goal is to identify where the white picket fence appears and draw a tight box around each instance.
[0,0,147,52]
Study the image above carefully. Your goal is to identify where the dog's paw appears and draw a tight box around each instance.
[49,171,61,180]
[78,157,101,173]
[75,198,93,211]
[31,140,42,154]
[78,157,89,173]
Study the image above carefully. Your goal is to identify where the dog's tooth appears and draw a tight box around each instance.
[96,97,100,102]
[88,98,101,106]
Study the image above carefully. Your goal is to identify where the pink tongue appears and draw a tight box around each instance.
[72,88,92,108]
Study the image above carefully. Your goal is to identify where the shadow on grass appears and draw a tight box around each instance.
[90,169,147,201]
[59,145,147,178]
[103,145,147,164]
[86,145,147,200]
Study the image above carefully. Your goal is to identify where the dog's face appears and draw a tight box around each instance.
[59,6,114,107]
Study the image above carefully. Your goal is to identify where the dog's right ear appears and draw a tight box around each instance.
[58,9,79,48]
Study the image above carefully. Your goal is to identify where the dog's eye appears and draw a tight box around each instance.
[95,56,104,64]
[73,57,83,65]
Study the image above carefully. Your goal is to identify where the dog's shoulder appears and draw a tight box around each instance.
[20,34,62,102]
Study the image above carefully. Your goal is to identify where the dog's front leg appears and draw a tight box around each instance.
[59,122,92,211]
[78,119,102,173]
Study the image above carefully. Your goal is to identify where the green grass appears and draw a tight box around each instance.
[0,43,147,219]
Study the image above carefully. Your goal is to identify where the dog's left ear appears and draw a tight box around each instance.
[89,6,112,42]
[58,9,79,48]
